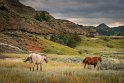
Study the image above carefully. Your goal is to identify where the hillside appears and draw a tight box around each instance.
[0,0,96,35]
[96,23,124,36]
[57,19,98,36]
[57,19,87,35]
[0,0,123,53]
[0,0,98,53]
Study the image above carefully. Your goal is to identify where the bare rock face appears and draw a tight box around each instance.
[57,19,84,34]
[57,19,98,35]
[0,0,97,35]
[0,11,55,34]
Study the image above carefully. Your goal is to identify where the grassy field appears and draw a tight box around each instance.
[75,36,124,55]
[0,53,124,83]
[0,36,123,83]
[31,35,124,56]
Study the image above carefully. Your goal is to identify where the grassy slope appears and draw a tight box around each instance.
[32,35,79,55]
[75,36,124,55]
[32,36,124,56]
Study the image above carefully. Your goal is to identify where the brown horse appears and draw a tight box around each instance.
[83,56,102,69]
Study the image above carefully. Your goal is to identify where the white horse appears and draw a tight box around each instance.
[24,53,48,71]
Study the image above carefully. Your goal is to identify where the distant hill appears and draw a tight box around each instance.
[96,23,110,36]
[96,23,124,36]
[109,26,124,36]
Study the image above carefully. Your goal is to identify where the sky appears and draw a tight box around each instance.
[19,0,124,27]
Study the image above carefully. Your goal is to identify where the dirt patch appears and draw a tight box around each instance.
[22,38,43,52]
[0,33,43,53]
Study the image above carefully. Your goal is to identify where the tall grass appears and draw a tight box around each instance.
[0,66,123,83]
[0,53,124,83]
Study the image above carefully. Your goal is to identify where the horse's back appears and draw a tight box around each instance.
[83,57,99,64]
[30,53,44,64]
[92,57,99,62]
[83,57,92,63]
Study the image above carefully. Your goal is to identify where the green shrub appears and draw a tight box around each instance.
[79,50,89,54]
[0,10,7,16]
[106,44,114,48]
[50,33,81,48]
[56,51,64,55]
[43,48,52,53]
[101,37,110,42]
[78,50,83,54]
[86,34,95,37]
[34,12,50,22]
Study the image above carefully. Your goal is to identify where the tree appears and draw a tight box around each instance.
[34,12,50,22]
[50,33,81,48]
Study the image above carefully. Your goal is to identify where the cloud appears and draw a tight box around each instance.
[19,0,124,27]
[67,17,124,27]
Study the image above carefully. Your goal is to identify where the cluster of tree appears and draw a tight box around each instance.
[109,26,124,36]
[34,12,50,22]
[50,33,81,47]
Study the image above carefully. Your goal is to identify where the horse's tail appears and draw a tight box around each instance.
[82,58,86,63]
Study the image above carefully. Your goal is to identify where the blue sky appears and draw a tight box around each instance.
[20,0,124,27]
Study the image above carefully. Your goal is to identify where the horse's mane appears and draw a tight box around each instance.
[29,53,47,56]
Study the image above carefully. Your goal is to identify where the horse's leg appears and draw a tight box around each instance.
[33,64,36,71]
[38,64,40,71]
[38,64,41,71]
[84,64,86,69]
[40,64,42,71]
[30,63,32,71]
[37,64,39,71]
[30,66,32,71]
[94,64,97,70]
[30,63,33,71]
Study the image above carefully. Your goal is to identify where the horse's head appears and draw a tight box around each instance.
[24,57,30,63]
[43,54,48,63]
[44,56,48,63]
[98,57,102,62]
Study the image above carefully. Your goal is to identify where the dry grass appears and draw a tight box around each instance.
[0,53,124,83]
